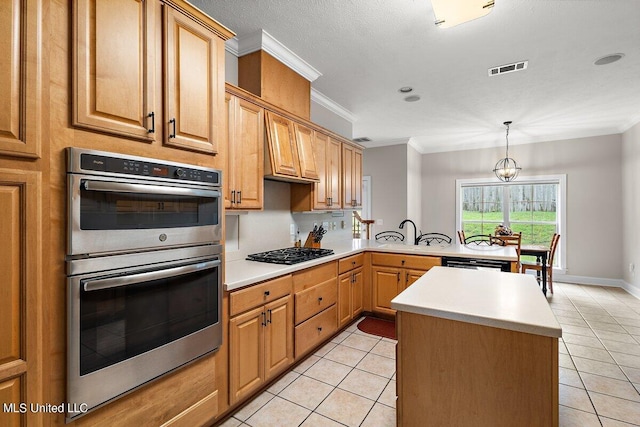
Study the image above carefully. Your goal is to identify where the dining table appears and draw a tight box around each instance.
[520,244,550,295]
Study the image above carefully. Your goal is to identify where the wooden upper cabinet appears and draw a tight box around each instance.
[73,0,156,141]
[164,6,225,154]
[292,123,319,180]
[226,92,264,209]
[0,0,44,158]
[312,134,341,209]
[342,143,363,208]
[264,111,320,183]
[264,111,300,177]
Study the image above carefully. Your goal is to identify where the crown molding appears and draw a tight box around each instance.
[225,37,239,56]
[311,88,356,123]
[235,29,322,82]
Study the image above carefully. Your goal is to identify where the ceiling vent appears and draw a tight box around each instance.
[353,137,371,143]
[488,60,528,77]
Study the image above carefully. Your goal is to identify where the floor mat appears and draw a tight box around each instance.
[356,316,396,340]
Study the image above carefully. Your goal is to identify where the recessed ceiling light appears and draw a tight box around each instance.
[399,87,413,93]
[404,95,421,102]
[594,53,625,66]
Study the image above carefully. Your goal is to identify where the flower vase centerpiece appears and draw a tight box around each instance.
[494,224,513,236]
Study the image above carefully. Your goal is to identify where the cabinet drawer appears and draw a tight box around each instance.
[230,275,292,316]
[338,253,364,274]
[295,278,337,325]
[293,261,337,292]
[295,305,337,358]
[371,253,441,270]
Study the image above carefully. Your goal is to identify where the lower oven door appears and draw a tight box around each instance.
[67,249,222,420]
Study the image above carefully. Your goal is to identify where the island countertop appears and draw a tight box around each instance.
[391,266,562,338]
[225,239,518,291]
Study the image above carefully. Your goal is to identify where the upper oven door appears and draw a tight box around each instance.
[68,173,222,256]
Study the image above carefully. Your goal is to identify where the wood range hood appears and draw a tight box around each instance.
[238,50,320,184]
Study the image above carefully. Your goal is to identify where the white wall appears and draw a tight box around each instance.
[363,144,409,239]
[407,143,422,234]
[622,121,640,296]
[420,134,624,283]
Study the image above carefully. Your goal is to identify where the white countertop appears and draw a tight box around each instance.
[391,266,562,338]
[224,239,518,291]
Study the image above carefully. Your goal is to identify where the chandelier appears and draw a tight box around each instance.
[493,121,521,182]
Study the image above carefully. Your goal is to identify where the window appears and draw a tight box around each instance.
[456,176,565,268]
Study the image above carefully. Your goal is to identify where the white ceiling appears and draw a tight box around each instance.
[189,0,640,154]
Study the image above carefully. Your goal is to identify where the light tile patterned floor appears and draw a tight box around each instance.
[220,282,640,427]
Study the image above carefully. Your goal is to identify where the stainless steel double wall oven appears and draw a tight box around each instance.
[65,148,223,420]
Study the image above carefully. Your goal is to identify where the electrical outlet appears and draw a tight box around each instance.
[322,221,329,229]
[630,263,635,273]
[290,224,295,235]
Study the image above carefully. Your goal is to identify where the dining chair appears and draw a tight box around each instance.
[521,233,560,294]
[375,231,405,242]
[463,234,505,246]
[416,233,452,246]
[457,230,466,244]
[494,233,522,267]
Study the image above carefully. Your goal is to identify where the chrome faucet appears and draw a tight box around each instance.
[399,219,419,245]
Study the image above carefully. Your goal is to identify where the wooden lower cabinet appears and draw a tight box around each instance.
[293,262,338,358]
[295,305,338,357]
[229,294,293,405]
[338,267,364,327]
[371,253,441,316]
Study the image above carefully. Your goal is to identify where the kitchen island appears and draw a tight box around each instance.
[391,267,562,427]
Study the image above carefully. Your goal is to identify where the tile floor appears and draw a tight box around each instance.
[219,282,640,427]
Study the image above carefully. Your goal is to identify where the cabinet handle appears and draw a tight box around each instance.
[147,112,155,134]
[264,290,270,297]
[317,327,323,332]
[231,190,236,204]
[406,272,409,283]
[169,118,176,139]
[261,311,267,326]
[397,272,400,282]
[401,259,405,265]
[318,297,323,303]
[237,190,242,204]
[267,309,272,324]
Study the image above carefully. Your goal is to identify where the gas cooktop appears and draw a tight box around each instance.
[246,247,334,265]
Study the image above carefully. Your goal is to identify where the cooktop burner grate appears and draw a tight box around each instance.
[246,247,334,265]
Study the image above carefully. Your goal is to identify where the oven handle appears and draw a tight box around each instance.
[82,259,221,292]
[81,180,220,198]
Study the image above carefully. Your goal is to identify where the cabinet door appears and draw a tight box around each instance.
[404,269,427,291]
[327,137,342,208]
[372,266,401,316]
[337,272,352,327]
[265,112,299,177]
[164,6,224,153]
[293,123,319,180]
[352,146,363,207]
[0,170,41,426]
[313,132,329,209]
[229,306,264,405]
[342,143,363,208]
[73,0,156,141]
[224,93,233,208]
[342,143,354,208]
[264,296,293,380]
[233,98,264,209]
[351,267,364,317]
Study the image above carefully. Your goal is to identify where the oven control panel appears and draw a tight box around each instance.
[69,149,220,185]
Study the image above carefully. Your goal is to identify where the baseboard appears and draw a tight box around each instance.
[555,274,640,300]
[554,274,625,288]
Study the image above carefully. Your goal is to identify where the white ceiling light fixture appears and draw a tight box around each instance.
[431,0,495,28]
[493,121,521,182]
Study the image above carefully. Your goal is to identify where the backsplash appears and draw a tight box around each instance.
[225,180,355,261]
